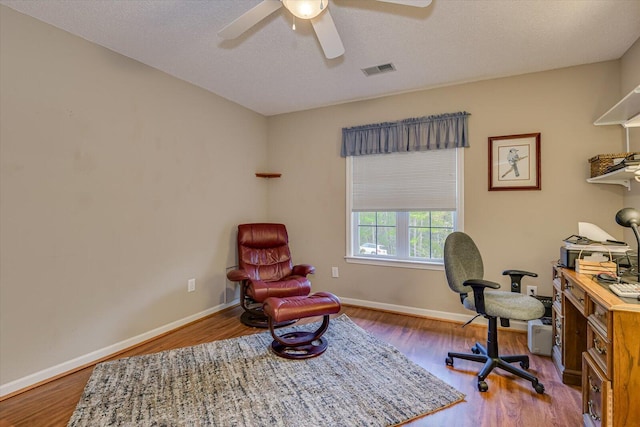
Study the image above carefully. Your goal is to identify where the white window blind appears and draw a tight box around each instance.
[352,150,457,212]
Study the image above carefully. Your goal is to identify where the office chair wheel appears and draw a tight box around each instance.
[445,356,454,366]
[520,360,529,370]
[477,380,488,392]
[471,344,480,354]
[533,381,545,394]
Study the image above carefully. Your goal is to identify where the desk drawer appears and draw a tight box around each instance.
[582,352,611,427]
[587,323,612,377]
[552,306,563,350]
[564,277,586,314]
[553,280,563,314]
[587,299,610,339]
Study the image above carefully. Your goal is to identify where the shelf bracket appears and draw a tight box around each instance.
[586,177,631,190]
[625,127,630,153]
[255,173,282,178]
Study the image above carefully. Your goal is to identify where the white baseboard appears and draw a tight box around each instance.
[1,296,526,399]
[0,301,238,399]
[338,296,528,331]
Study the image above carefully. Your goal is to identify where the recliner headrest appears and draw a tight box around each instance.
[237,223,289,248]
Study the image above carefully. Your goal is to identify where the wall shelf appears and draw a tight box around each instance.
[594,85,640,129]
[255,173,281,178]
[586,165,639,190]
[588,85,640,189]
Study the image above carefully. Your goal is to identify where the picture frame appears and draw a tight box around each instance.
[488,133,541,191]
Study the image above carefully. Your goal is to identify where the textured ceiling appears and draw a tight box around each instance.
[2,0,640,116]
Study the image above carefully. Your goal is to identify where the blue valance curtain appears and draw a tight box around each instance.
[341,111,470,157]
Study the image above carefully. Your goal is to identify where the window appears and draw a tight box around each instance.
[346,149,463,268]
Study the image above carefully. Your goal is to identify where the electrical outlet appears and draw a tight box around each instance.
[527,285,537,296]
[331,267,339,278]
[188,278,196,292]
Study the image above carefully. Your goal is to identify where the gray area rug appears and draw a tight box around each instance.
[68,314,465,426]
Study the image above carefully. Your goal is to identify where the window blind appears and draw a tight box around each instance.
[352,150,457,212]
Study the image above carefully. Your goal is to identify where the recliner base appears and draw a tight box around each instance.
[271,333,328,359]
[268,314,332,360]
[240,310,296,328]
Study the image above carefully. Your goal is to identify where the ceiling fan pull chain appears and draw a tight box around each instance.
[292,16,296,31]
[320,0,324,10]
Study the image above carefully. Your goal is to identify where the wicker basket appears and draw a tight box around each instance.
[588,152,640,178]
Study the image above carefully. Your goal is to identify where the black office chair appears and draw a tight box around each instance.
[443,231,546,393]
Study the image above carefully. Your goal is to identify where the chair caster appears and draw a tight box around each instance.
[445,356,454,366]
[520,360,529,370]
[477,380,488,392]
[533,381,545,394]
[471,344,480,354]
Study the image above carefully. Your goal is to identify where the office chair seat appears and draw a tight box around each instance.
[462,290,544,321]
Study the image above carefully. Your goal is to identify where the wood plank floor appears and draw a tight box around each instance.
[0,305,582,426]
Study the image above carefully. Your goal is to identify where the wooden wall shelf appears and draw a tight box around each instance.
[255,173,281,178]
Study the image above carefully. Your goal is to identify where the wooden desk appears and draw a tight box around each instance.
[551,264,640,427]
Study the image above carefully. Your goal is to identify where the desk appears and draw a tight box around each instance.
[551,265,640,427]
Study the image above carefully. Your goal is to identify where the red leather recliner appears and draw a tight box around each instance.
[227,223,315,327]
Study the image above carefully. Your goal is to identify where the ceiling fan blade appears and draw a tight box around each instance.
[310,9,345,59]
[218,0,283,40]
[375,0,432,7]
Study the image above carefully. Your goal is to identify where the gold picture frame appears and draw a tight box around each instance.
[488,133,541,191]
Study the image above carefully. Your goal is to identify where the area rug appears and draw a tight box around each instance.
[68,314,464,426]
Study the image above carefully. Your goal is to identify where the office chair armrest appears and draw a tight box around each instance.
[464,279,500,290]
[292,264,316,277]
[502,269,537,278]
[502,269,538,293]
[227,268,250,282]
[464,279,500,315]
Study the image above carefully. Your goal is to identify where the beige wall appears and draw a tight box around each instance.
[620,36,640,245]
[1,5,637,394]
[0,6,268,386]
[267,61,627,316]
[621,36,640,96]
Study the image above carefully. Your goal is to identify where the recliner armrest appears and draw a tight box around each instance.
[463,279,500,315]
[227,268,250,282]
[292,264,316,277]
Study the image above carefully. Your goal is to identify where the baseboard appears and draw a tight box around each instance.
[338,297,528,331]
[0,300,239,399]
[1,296,526,399]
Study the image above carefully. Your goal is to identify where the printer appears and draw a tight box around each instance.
[560,222,631,269]
[560,246,630,269]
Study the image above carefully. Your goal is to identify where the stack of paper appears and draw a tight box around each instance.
[564,243,630,254]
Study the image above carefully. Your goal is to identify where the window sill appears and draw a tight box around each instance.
[344,256,444,271]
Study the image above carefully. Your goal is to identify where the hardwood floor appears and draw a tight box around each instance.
[0,305,581,426]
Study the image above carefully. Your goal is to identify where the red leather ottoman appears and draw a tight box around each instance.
[263,292,341,359]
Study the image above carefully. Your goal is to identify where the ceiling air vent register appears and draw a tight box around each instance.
[362,63,396,77]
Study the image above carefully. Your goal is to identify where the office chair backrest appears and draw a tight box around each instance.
[444,232,484,295]
[237,223,294,282]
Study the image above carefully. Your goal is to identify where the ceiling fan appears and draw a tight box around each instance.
[218,0,432,59]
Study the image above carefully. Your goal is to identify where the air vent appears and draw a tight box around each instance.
[361,62,396,77]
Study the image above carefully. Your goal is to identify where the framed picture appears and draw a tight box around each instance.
[488,133,541,191]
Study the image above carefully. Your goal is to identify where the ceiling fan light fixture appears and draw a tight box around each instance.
[282,0,326,20]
